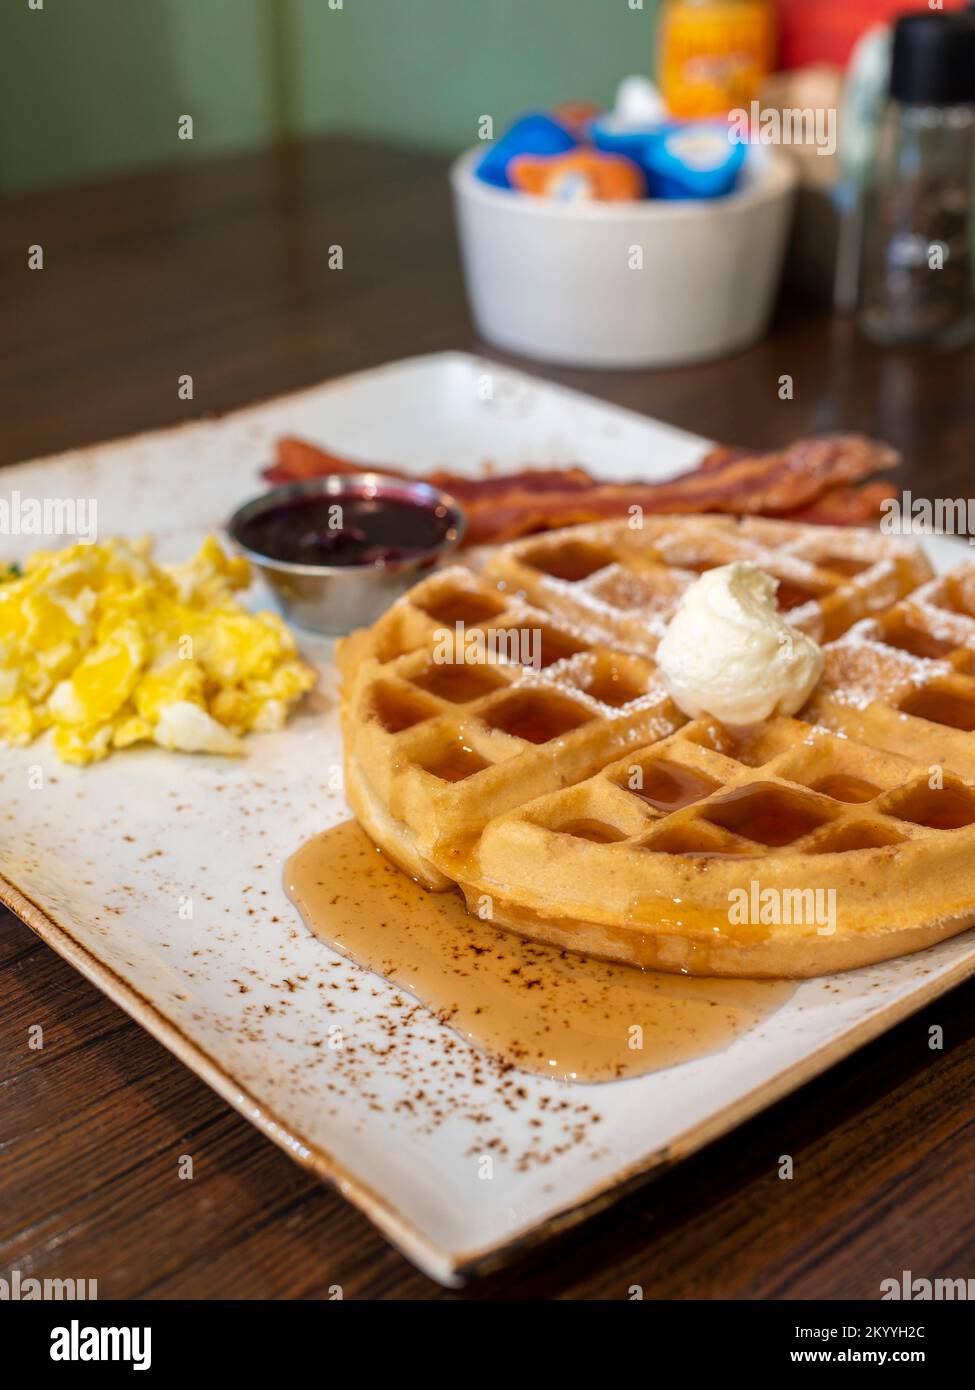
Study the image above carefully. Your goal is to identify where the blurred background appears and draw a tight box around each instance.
[2,0,956,194]
[2,0,658,194]
[2,0,972,467]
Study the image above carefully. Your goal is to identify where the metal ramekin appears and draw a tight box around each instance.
[227,474,466,635]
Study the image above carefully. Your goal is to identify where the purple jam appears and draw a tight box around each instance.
[237,492,456,567]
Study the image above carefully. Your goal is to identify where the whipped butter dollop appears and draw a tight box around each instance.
[656,562,823,725]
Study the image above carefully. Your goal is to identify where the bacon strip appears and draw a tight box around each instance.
[780,480,899,527]
[265,442,596,498]
[264,434,900,545]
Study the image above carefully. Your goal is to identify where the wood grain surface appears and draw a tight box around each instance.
[1,138,974,1300]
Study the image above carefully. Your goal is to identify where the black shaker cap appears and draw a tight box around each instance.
[890,11,975,105]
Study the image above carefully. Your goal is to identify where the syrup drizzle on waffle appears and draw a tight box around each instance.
[286,820,794,1083]
[332,518,975,978]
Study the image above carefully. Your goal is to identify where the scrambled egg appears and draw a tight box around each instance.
[0,536,316,765]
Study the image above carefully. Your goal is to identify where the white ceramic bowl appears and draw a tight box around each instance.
[450,145,798,369]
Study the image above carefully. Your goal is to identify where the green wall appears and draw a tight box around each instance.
[0,0,657,194]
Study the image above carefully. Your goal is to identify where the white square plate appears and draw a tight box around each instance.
[2,352,972,1286]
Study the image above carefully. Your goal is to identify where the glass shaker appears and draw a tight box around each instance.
[859,12,975,347]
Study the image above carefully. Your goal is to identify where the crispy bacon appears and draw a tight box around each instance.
[780,480,899,527]
[267,437,366,484]
[264,433,900,545]
[265,442,597,499]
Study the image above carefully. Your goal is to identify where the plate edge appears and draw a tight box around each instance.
[0,870,463,1289]
[5,866,975,1288]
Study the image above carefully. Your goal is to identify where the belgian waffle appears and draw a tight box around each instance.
[457,711,975,976]
[335,517,975,978]
[808,567,975,781]
[485,515,932,650]
[338,564,683,888]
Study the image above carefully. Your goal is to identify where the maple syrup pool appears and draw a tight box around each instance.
[285,821,794,1084]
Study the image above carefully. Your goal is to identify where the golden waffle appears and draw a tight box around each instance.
[337,517,968,978]
[457,711,975,977]
[486,514,932,649]
[338,564,684,888]
[808,566,975,781]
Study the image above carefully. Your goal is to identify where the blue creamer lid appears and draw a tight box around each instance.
[592,112,667,166]
[641,123,747,200]
[476,113,577,189]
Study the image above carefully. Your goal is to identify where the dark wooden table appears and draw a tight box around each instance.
[2,137,974,1301]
